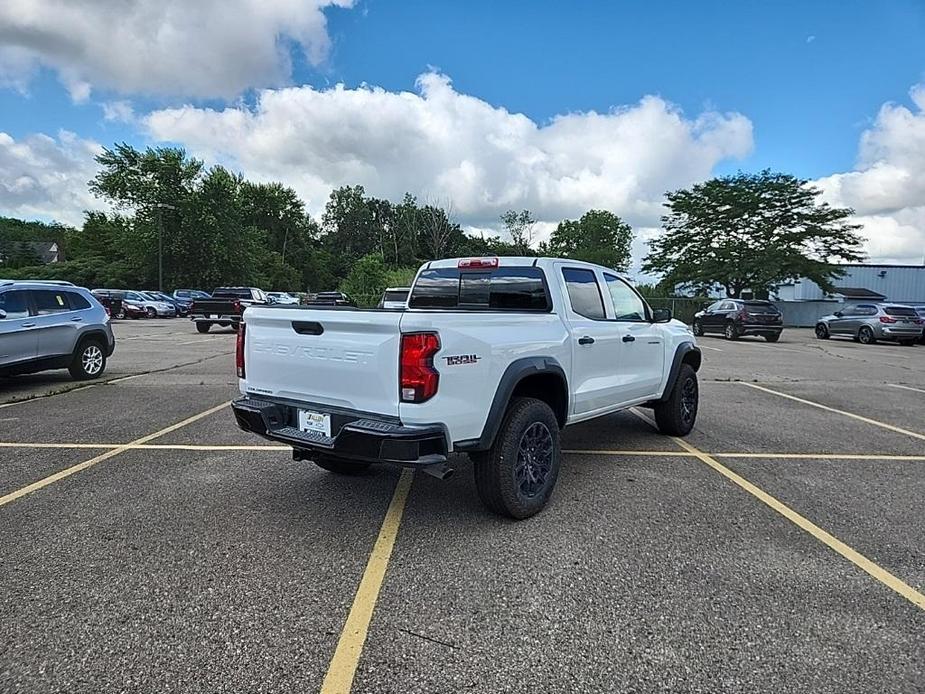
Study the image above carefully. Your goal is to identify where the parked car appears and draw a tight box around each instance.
[815,303,923,345]
[266,292,300,305]
[916,307,925,344]
[91,289,142,319]
[190,287,268,333]
[0,281,115,380]
[174,289,211,301]
[232,256,701,519]
[377,287,410,309]
[143,291,191,316]
[305,291,356,307]
[692,299,783,341]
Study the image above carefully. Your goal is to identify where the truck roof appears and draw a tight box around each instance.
[424,256,624,274]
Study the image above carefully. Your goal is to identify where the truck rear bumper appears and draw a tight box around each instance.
[231,397,448,467]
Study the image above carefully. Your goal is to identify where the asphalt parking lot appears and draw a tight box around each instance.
[1,321,924,693]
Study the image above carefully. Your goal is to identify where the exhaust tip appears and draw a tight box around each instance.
[422,463,454,481]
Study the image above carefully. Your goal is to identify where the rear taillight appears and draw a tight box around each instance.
[400,332,440,403]
[233,299,242,313]
[879,316,896,324]
[235,323,246,378]
[914,318,924,325]
[738,309,749,320]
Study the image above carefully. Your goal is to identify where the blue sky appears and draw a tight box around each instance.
[1,0,924,264]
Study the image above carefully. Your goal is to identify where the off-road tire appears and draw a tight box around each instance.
[196,322,211,333]
[313,454,371,475]
[68,339,107,381]
[858,326,876,344]
[473,397,561,519]
[653,364,698,436]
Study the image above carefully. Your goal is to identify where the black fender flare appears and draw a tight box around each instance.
[453,356,567,453]
[658,342,702,401]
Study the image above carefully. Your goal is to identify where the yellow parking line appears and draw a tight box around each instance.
[629,409,925,612]
[741,382,925,442]
[563,449,691,456]
[0,401,231,508]
[888,384,925,395]
[321,468,414,694]
[715,452,925,461]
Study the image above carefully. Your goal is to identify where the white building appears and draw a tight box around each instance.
[771,264,925,327]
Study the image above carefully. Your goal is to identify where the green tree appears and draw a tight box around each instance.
[547,210,633,270]
[339,253,388,305]
[500,209,536,254]
[643,170,865,298]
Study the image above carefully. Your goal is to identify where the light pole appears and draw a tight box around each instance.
[154,203,177,292]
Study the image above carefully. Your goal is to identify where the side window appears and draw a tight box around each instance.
[603,274,647,321]
[66,292,91,310]
[720,301,735,311]
[860,305,878,316]
[562,268,605,320]
[0,290,31,319]
[707,301,722,312]
[33,290,71,315]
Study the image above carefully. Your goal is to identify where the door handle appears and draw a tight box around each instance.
[578,336,595,345]
[70,317,83,322]
[21,323,36,328]
[622,334,636,343]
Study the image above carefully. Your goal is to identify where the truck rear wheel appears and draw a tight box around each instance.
[313,454,371,475]
[473,397,561,519]
[653,364,698,436]
[196,322,211,333]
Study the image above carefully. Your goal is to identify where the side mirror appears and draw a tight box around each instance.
[834,311,842,317]
[652,307,672,323]
[0,309,6,320]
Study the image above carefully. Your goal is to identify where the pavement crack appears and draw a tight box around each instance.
[397,627,459,650]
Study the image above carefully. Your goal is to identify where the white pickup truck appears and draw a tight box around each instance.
[232,257,701,518]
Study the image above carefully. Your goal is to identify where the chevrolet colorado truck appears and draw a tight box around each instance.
[232,257,701,518]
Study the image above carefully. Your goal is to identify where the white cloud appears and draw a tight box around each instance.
[0,130,102,226]
[145,71,753,233]
[0,0,354,99]
[815,84,925,264]
[101,100,136,124]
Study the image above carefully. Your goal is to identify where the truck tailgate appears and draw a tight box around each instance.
[242,307,403,416]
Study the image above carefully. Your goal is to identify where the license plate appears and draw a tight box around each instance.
[298,409,331,437]
[209,314,217,319]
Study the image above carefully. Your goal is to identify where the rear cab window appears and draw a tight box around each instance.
[409,267,551,311]
[561,268,605,320]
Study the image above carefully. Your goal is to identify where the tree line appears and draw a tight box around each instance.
[0,144,864,302]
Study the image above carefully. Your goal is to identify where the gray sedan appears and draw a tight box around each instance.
[815,303,922,345]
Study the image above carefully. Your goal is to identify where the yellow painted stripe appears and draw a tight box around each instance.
[321,468,414,694]
[563,449,690,457]
[741,382,925,441]
[0,401,230,508]
[887,383,925,395]
[628,408,925,612]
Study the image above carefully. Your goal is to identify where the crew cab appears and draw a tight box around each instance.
[190,287,268,333]
[232,257,701,518]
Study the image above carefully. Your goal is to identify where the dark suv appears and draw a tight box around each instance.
[693,299,783,341]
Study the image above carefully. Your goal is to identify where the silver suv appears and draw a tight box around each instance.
[0,281,115,380]
[815,303,923,345]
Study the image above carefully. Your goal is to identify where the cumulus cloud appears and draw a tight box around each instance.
[0,0,354,99]
[816,84,925,264]
[0,130,102,226]
[145,72,754,232]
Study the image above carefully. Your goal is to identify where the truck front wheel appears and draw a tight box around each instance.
[473,397,561,519]
[313,454,371,475]
[653,364,698,436]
